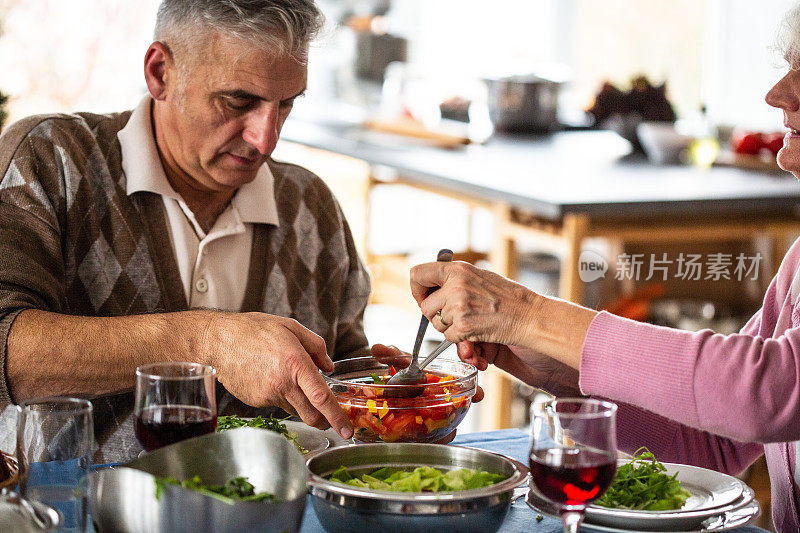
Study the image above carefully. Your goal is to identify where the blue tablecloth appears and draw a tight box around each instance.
[300,429,767,533]
[66,429,765,532]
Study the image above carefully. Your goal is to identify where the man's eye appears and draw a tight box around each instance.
[224,97,253,111]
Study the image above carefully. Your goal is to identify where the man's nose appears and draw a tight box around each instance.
[242,105,280,156]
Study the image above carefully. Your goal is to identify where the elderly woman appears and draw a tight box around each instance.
[392,8,800,533]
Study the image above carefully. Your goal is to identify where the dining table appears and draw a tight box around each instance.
[29,428,765,532]
[297,428,766,533]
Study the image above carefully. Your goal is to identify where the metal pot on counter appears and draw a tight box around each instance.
[484,74,564,133]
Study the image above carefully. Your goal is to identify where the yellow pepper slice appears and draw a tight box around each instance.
[415,415,424,425]
[367,399,377,413]
[378,401,389,419]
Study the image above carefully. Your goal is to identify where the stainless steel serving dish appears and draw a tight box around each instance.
[89,428,308,533]
[306,443,529,533]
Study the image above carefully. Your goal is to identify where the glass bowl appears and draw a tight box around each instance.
[326,356,477,443]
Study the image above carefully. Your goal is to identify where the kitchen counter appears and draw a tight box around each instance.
[280,116,800,430]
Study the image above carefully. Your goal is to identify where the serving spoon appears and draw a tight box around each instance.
[384,249,453,398]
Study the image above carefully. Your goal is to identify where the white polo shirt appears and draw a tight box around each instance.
[117,96,280,311]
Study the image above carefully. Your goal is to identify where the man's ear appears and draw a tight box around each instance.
[144,41,174,101]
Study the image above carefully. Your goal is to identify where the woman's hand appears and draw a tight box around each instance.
[410,261,597,371]
[411,261,538,345]
[457,341,582,398]
[410,261,538,347]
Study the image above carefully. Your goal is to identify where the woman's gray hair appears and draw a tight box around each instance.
[777,3,800,69]
[154,0,324,63]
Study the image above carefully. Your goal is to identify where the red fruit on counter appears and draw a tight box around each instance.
[731,131,765,155]
[764,132,785,156]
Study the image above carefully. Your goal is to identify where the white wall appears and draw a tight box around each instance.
[703,0,797,130]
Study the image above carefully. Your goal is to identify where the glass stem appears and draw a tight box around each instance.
[561,511,583,533]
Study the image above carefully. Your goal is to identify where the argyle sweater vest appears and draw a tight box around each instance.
[0,111,371,461]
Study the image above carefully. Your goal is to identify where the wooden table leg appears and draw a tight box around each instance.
[480,203,519,430]
[559,214,590,304]
[490,203,518,278]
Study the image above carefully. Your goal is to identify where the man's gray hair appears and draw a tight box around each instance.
[777,3,800,69]
[154,0,324,62]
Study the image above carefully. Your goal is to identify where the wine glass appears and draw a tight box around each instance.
[529,398,618,533]
[134,362,217,452]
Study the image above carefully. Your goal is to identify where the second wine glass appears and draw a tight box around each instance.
[529,397,618,533]
[134,362,217,452]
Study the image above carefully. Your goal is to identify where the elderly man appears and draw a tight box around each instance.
[0,0,369,461]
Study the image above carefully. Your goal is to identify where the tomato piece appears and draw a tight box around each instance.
[731,131,764,155]
[390,365,397,376]
[386,412,416,433]
[426,406,449,420]
[425,373,439,384]
[764,132,784,156]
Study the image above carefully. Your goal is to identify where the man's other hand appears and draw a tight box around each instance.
[197,312,353,439]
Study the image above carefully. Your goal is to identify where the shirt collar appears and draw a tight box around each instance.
[118,95,280,226]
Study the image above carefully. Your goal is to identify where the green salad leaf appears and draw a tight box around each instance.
[594,447,692,511]
[155,475,274,504]
[327,465,506,492]
[216,414,308,454]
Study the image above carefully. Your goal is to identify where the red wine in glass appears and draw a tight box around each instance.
[135,405,217,452]
[529,447,617,507]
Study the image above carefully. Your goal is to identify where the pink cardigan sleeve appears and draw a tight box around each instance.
[579,304,776,475]
[573,257,800,472]
[580,307,800,444]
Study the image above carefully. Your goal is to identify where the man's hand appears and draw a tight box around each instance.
[197,312,353,439]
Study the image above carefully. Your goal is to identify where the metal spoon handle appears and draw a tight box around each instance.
[436,249,454,262]
[418,340,453,371]
[411,249,454,362]
[410,315,429,362]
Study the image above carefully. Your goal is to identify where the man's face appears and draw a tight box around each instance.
[157,35,307,193]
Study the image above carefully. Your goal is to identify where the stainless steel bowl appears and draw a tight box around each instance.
[306,443,529,533]
[89,428,308,533]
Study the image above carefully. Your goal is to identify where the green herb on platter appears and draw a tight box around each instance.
[327,465,506,492]
[594,447,692,511]
[155,475,274,504]
[369,372,386,385]
[216,414,308,454]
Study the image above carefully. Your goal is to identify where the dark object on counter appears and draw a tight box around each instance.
[587,76,676,151]
[354,32,407,83]
[439,95,471,123]
[485,74,563,133]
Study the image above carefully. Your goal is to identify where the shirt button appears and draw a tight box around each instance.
[195,278,209,293]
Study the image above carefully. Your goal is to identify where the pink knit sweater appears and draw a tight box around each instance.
[580,238,800,533]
